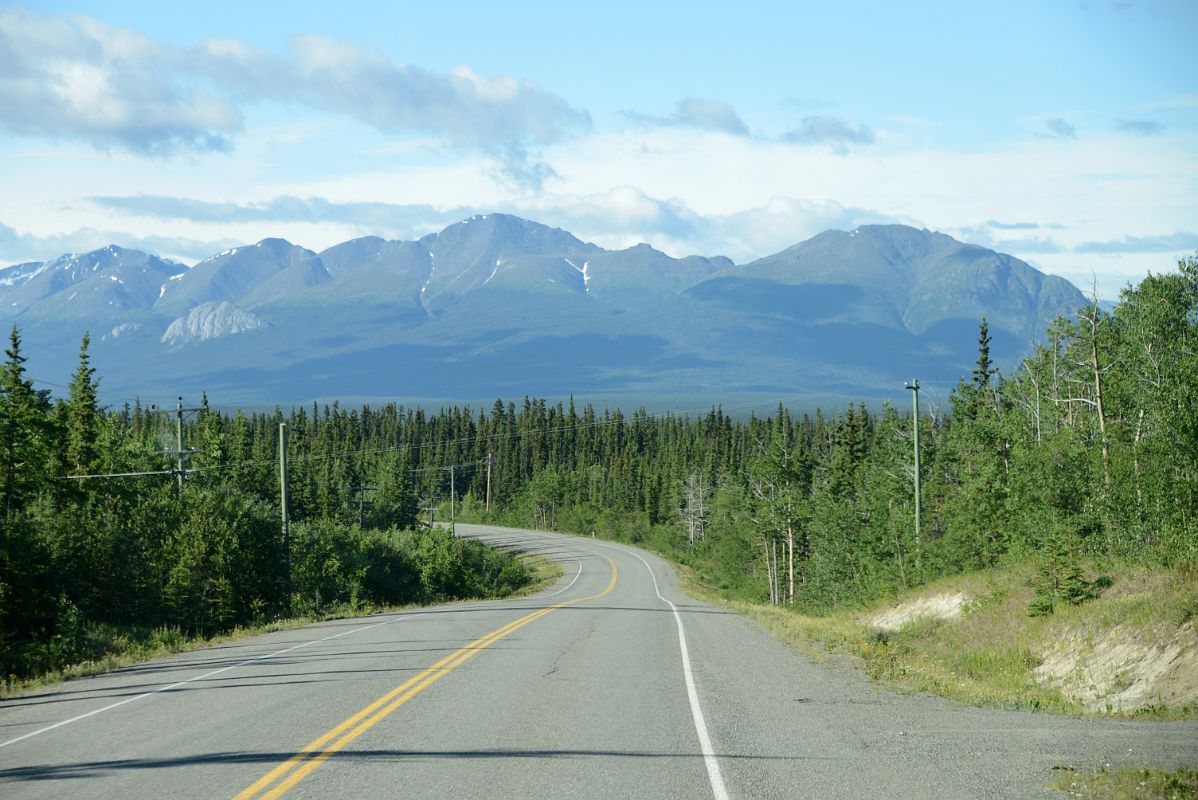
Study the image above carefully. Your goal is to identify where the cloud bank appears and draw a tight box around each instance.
[85,189,904,265]
[627,97,749,136]
[1075,231,1198,254]
[1042,117,1077,139]
[0,8,241,154]
[0,220,241,266]
[782,115,875,151]
[0,8,589,186]
[1115,118,1165,136]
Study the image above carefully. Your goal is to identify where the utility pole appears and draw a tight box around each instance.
[449,464,456,538]
[350,484,376,527]
[150,398,203,488]
[418,494,437,529]
[485,452,493,512]
[279,422,290,604]
[175,397,185,489]
[905,379,922,579]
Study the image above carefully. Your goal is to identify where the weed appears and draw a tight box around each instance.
[1052,765,1198,799]
[679,556,1196,719]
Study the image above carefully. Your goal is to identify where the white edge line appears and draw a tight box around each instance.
[612,545,730,800]
[462,530,583,601]
[491,527,729,800]
[7,532,582,751]
[540,560,583,599]
[0,614,412,750]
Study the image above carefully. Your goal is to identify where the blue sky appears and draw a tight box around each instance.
[3,1,1196,296]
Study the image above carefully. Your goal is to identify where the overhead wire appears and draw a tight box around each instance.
[58,386,941,481]
[27,374,178,409]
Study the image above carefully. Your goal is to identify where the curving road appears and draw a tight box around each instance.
[1,525,1195,799]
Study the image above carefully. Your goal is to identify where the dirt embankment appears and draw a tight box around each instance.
[1035,622,1198,712]
[855,567,1198,715]
[865,591,969,632]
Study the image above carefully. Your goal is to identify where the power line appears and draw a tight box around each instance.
[52,391,902,482]
[61,468,177,480]
[26,375,176,408]
[285,393,799,467]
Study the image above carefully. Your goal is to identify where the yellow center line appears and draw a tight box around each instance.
[236,556,618,800]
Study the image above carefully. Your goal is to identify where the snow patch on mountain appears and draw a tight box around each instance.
[483,258,502,286]
[0,263,49,287]
[565,258,591,293]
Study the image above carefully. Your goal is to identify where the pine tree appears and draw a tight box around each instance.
[374,449,419,530]
[972,316,994,389]
[0,325,51,521]
[66,332,100,476]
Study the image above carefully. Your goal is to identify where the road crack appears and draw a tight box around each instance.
[542,617,599,681]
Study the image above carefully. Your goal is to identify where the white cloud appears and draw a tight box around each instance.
[194,33,589,187]
[0,8,589,186]
[79,187,904,265]
[0,7,241,154]
[626,97,749,136]
[782,115,875,150]
[1115,118,1165,137]
[1042,117,1077,140]
[2,61,1193,301]
[1076,231,1198,254]
[0,221,240,266]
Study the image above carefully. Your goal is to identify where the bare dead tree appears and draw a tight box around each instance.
[678,472,710,548]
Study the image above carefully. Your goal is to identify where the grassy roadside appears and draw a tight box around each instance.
[674,557,1197,719]
[1,548,562,699]
[1052,765,1198,799]
[502,551,565,599]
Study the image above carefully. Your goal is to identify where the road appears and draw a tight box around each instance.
[1,524,1194,799]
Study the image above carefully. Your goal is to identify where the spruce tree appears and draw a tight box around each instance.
[972,316,994,388]
[0,325,51,521]
[66,332,100,476]
[374,449,419,529]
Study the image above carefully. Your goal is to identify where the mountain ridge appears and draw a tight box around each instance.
[0,216,1088,407]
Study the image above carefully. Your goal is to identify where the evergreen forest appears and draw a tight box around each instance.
[1,257,1194,682]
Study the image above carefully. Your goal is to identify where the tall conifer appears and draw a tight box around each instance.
[66,332,100,476]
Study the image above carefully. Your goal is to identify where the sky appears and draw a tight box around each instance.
[2,1,1196,298]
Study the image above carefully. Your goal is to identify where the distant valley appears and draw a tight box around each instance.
[0,216,1087,409]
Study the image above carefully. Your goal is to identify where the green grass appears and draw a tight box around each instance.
[675,558,1198,719]
[3,611,374,699]
[1052,765,1198,799]
[1,548,562,700]
[505,552,564,599]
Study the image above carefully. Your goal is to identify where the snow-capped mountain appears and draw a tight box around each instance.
[0,216,1087,407]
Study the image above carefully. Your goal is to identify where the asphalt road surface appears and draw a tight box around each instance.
[1,524,1195,799]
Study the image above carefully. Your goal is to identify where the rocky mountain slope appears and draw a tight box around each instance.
[0,216,1088,407]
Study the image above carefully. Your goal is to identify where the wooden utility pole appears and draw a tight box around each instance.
[150,398,203,488]
[279,422,290,603]
[485,452,493,512]
[350,484,376,527]
[175,397,185,489]
[449,464,456,537]
[420,497,436,529]
[905,379,922,581]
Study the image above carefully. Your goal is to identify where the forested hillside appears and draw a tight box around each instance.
[1,258,1193,681]
[1,221,1085,406]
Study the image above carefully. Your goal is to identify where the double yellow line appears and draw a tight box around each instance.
[236,556,618,799]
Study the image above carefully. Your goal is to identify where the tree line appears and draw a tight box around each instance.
[479,258,1196,611]
[1,257,1193,679]
[0,331,531,680]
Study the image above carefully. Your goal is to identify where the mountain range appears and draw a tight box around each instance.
[0,216,1087,409]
